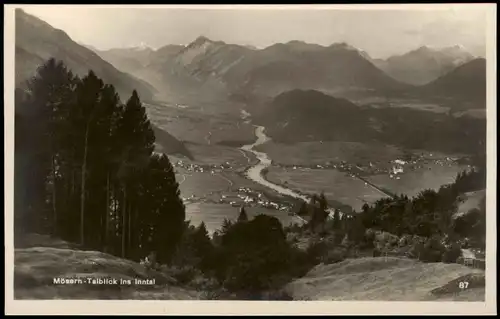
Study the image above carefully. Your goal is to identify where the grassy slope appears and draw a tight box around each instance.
[14,234,201,300]
[285,257,485,301]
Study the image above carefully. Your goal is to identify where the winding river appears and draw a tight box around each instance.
[239,125,318,224]
[240,121,356,221]
[240,126,311,203]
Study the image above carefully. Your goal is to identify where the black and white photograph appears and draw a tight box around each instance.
[4,3,497,315]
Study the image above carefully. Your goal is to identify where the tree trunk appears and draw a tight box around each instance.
[51,157,58,235]
[80,125,90,246]
[128,204,132,259]
[121,185,127,258]
[104,172,110,252]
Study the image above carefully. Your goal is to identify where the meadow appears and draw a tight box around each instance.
[285,257,485,301]
[365,162,469,198]
[145,102,255,147]
[265,167,387,212]
[255,141,405,171]
[185,202,301,235]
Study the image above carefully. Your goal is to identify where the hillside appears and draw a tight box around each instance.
[373,45,475,85]
[285,257,485,301]
[254,89,486,155]
[152,124,194,160]
[418,58,486,108]
[14,234,202,300]
[15,9,156,102]
[95,46,157,75]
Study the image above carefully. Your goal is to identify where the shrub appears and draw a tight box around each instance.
[372,248,382,257]
[419,236,446,263]
[441,243,462,264]
[211,214,313,294]
[168,265,198,285]
[322,249,346,265]
[399,234,413,247]
[306,240,329,263]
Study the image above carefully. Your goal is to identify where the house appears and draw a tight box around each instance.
[460,248,486,269]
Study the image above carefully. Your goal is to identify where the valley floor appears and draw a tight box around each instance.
[145,100,476,231]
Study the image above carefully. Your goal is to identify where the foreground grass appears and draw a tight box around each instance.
[14,234,202,300]
[284,257,485,301]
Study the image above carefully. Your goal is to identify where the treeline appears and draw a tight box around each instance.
[358,166,486,247]
[14,59,185,263]
[158,208,317,299]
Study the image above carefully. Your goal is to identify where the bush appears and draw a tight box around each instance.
[211,214,314,294]
[441,244,462,264]
[419,237,446,263]
[407,241,424,259]
[168,265,198,285]
[372,248,382,257]
[306,240,329,263]
[361,229,376,249]
[322,249,346,265]
[399,234,413,247]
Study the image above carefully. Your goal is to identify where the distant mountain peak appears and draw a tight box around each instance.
[134,42,154,51]
[244,44,258,50]
[188,35,224,48]
[286,40,307,45]
[413,45,435,53]
[329,42,359,51]
[447,44,466,50]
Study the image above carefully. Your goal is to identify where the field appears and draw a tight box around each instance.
[365,162,469,198]
[145,102,255,147]
[265,167,387,212]
[184,144,256,167]
[255,141,405,171]
[285,257,485,301]
[185,202,301,235]
[175,168,305,234]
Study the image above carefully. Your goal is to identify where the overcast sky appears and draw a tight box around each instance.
[20,4,488,59]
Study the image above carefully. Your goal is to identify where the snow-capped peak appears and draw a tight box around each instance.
[130,42,153,51]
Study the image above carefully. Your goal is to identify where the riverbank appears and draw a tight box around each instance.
[239,125,311,224]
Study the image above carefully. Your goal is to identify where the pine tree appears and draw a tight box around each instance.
[237,206,249,222]
[115,90,155,258]
[221,218,234,235]
[16,58,77,236]
[15,59,189,265]
[142,154,186,263]
[192,222,213,256]
[74,70,105,246]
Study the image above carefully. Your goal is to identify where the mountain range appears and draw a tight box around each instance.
[371,45,476,85]
[15,9,156,102]
[94,37,412,103]
[94,37,486,109]
[15,9,487,112]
